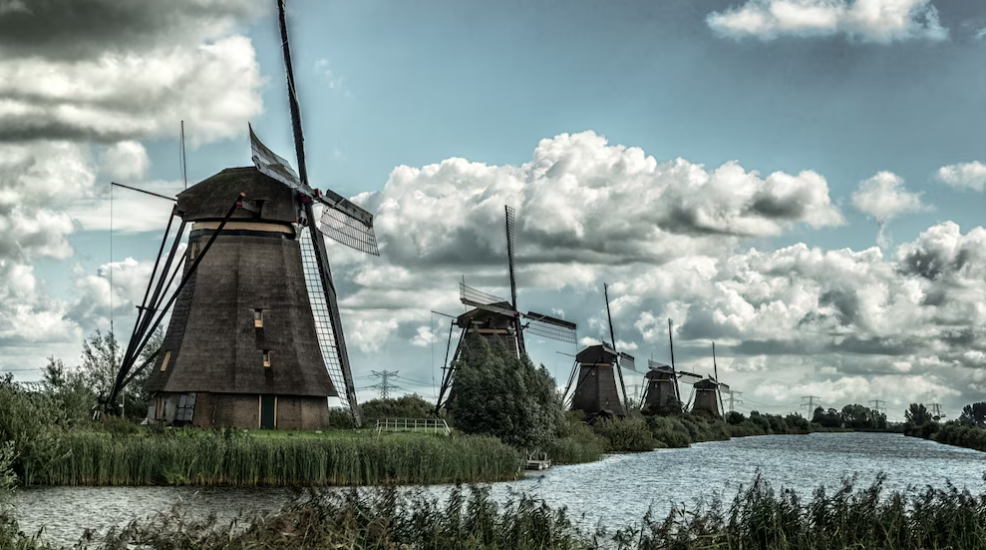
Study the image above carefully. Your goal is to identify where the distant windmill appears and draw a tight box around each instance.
[563,284,634,419]
[690,342,730,418]
[641,319,702,412]
[435,205,577,413]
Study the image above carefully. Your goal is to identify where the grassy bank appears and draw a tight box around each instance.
[20,430,522,487]
[8,473,986,549]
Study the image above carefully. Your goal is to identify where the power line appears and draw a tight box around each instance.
[727,390,743,413]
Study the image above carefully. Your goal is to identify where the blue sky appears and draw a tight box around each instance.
[4,0,986,418]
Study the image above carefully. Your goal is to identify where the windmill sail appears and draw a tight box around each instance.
[299,225,361,425]
[524,311,577,344]
[319,203,380,256]
[250,124,308,193]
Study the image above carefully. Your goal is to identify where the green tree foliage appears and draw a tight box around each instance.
[959,402,986,428]
[840,403,888,430]
[904,403,940,438]
[360,394,434,423]
[78,328,161,418]
[812,407,843,428]
[447,334,560,452]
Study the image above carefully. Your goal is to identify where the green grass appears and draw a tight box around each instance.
[25,429,522,487]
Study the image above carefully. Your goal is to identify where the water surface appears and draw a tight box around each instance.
[15,433,986,545]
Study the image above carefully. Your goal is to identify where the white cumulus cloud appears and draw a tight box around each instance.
[852,171,928,225]
[936,161,986,192]
[707,0,948,43]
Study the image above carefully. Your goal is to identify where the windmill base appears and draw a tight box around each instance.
[146,392,331,430]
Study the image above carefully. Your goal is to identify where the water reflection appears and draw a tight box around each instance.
[15,433,986,545]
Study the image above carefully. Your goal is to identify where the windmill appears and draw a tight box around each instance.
[434,205,577,414]
[101,0,377,429]
[690,342,730,418]
[641,318,702,413]
[562,284,634,419]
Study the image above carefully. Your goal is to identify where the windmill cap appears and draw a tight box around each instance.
[177,167,299,224]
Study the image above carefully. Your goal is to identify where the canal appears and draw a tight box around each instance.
[15,432,986,545]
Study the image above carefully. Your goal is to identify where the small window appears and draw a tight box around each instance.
[189,242,197,260]
[176,393,196,422]
[262,350,271,368]
[160,350,172,372]
[254,309,264,328]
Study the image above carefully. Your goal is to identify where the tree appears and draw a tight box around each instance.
[812,407,842,428]
[447,334,561,451]
[905,403,932,426]
[360,394,434,422]
[960,402,986,428]
[79,328,162,419]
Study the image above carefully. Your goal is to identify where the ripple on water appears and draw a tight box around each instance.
[14,432,986,546]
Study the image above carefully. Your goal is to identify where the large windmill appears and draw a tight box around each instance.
[101,0,377,429]
[434,205,577,414]
[689,342,730,418]
[641,319,702,413]
[562,284,634,419]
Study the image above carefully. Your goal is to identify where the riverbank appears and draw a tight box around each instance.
[7,411,815,487]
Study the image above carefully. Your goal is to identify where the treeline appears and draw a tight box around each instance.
[905,401,986,453]
[810,403,892,431]
[8,473,986,549]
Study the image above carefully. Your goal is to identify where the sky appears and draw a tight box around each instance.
[3,0,986,421]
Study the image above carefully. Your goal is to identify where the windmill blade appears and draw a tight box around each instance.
[318,205,380,256]
[618,352,636,373]
[677,371,704,384]
[249,124,311,195]
[505,205,518,309]
[647,359,672,371]
[299,222,361,426]
[718,382,731,394]
[523,311,577,344]
[459,282,516,315]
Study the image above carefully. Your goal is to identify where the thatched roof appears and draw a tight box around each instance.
[694,378,719,390]
[576,344,615,364]
[145,228,336,398]
[455,304,516,329]
[177,167,300,224]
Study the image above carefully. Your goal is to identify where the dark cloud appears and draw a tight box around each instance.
[0,0,264,61]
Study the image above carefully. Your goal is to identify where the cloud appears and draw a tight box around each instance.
[0,0,265,61]
[101,141,150,182]
[707,0,948,43]
[0,35,264,144]
[851,171,928,227]
[354,131,843,271]
[936,161,986,192]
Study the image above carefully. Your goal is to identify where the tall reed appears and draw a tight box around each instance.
[31,431,522,487]
[65,473,986,550]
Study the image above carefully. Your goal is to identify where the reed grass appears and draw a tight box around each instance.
[53,473,986,550]
[29,431,522,487]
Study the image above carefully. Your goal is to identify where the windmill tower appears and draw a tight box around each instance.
[435,205,577,413]
[563,284,633,419]
[689,342,730,418]
[103,0,377,429]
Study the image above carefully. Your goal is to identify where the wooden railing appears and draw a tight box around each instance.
[375,417,451,436]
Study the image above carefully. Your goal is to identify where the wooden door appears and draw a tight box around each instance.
[260,395,276,428]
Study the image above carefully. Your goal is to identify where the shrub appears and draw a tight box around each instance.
[591,418,660,452]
